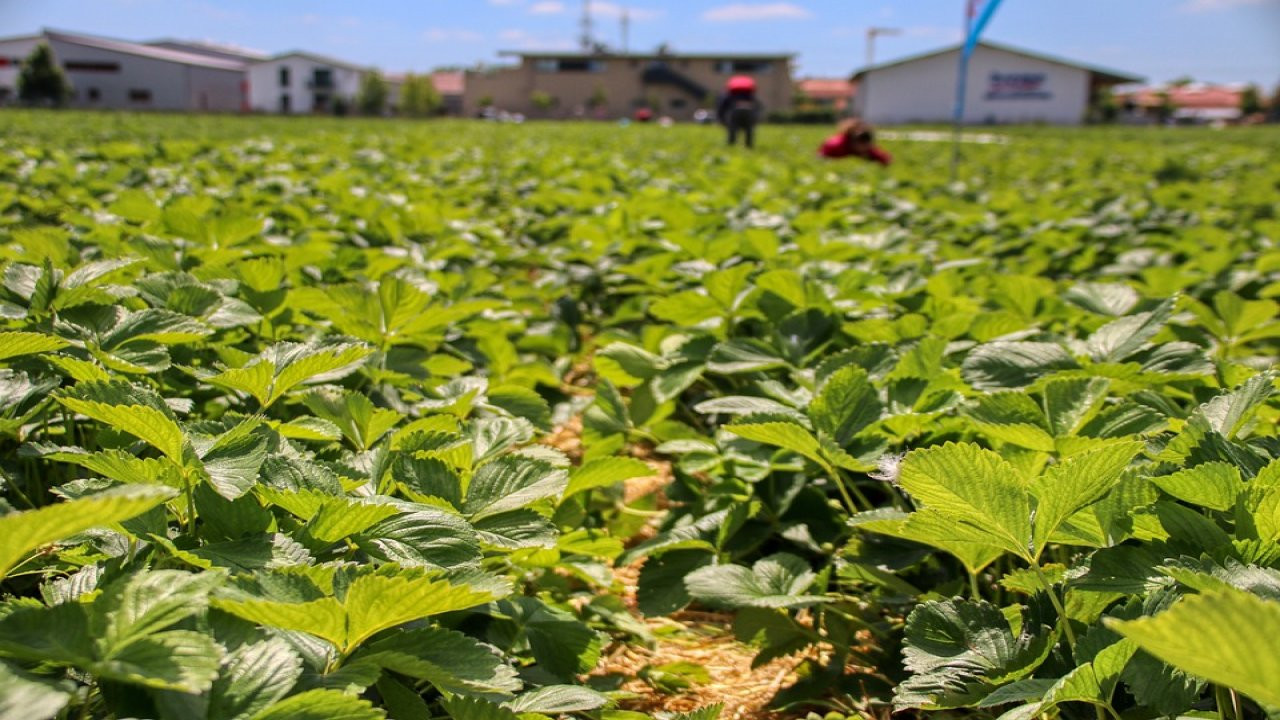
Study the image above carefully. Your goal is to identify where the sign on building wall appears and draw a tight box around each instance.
[986,72,1050,100]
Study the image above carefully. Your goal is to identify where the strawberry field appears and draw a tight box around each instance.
[2,110,1280,720]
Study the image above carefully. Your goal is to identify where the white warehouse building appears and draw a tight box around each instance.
[246,52,368,115]
[0,30,247,111]
[852,41,1142,126]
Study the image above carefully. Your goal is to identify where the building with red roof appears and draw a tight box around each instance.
[797,77,855,113]
[1117,83,1246,124]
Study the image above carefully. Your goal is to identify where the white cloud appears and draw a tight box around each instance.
[424,28,484,43]
[528,1,567,14]
[1179,0,1270,11]
[702,3,813,21]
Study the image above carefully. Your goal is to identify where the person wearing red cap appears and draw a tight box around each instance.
[717,75,762,148]
[818,119,892,166]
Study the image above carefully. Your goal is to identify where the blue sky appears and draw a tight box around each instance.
[2,0,1278,86]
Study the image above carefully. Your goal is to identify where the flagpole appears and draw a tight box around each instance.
[950,1,973,183]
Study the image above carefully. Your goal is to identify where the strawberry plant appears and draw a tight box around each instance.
[1,110,1279,718]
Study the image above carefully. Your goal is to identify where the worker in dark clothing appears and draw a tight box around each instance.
[718,75,762,148]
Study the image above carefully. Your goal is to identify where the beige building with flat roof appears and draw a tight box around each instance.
[464,51,794,120]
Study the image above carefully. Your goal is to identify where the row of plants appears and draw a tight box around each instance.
[1,112,1279,718]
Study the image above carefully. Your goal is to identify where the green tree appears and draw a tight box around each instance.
[1240,83,1262,116]
[1155,89,1176,124]
[1270,84,1280,122]
[356,71,390,116]
[400,73,441,118]
[1091,87,1119,123]
[17,42,71,107]
[586,86,608,111]
[530,90,557,116]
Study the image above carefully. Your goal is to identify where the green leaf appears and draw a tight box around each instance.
[0,331,69,361]
[342,572,498,651]
[724,421,830,471]
[565,456,653,497]
[897,443,1033,560]
[198,341,372,409]
[809,365,882,446]
[669,704,724,720]
[207,639,303,720]
[302,389,403,450]
[854,509,1005,575]
[685,553,824,609]
[56,397,189,464]
[895,598,1054,710]
[439,696,518,720]
[464,456,568,520]
[485,385,552,430]
[706,340,789,374]
[352,626,522,695]
[649,291,723,326]
[1107,587,1280,707]
[1031,440,1142,554]
[597,343,666,379]
[355,510,482,570]
[1042,377,1110,437]
[1150,462,1242,511]
[504,685,608,713]
[211,597,348,649]
[95,569,223,648]
[1086,299,1173,362]
[249,689,385,720]
[637,550,713,616]
[0,484,175,577]
[0,660,74,720]
[961,342,1078,390]
[96,629,223,692]
[1198,371,1275,440]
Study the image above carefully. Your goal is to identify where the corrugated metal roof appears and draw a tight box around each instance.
[255,51,369,72]
[45,29,247,71]
[851,40,1143,85]
[145,39,268,62]
[499,50,794,60]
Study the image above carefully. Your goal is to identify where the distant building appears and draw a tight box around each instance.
[463,51,794,120]
[431,71,465,115]
[1117,83,1246,124]
[247,51,368,114]
[0,29,246,111]
[796,77,855,114]
[851,40,1142,125]
[144,39,268,64]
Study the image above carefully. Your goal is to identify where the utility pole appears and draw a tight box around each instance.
[861,26,900,118]
[580,0,594,52]
[621,9,630,54]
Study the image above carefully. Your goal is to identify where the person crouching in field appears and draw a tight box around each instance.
[819,119,892,166]
[718,75,762,148]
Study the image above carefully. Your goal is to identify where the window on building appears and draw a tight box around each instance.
[64,60,121,72]
[715,60,771,74]
[311,68,333,89]
[128,89,151,102]
[280,94,291,113]
[279,67,290,87]
[87,87,100,102]
[534,58,605,73]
